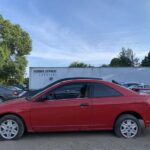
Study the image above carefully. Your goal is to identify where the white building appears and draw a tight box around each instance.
[29,67,150,90]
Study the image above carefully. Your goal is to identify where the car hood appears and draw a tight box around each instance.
[0,97,31,114]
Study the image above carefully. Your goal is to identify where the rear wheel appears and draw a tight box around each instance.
[0,115,24,140]
[114,114,142,138]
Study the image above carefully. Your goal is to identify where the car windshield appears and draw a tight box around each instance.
[26,83,62,100]
[24,79,65,100]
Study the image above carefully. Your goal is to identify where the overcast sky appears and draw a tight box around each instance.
[0,0,150,70]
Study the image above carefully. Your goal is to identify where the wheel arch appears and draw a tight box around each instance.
[0,112,27,132]
[113,111,145,128]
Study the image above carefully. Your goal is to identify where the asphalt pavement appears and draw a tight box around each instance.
[0,129,150,150]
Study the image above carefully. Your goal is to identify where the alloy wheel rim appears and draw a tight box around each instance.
[0,119,19,139]
[120,119,138,138]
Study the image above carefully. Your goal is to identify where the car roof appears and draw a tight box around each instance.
[57,77,102,81]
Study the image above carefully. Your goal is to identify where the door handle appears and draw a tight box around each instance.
[80,103,90,107]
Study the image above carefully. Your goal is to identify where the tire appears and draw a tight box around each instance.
[0,115,25,140]
[114,114,142,138]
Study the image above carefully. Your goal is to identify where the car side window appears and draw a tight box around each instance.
[91,83,122,98]
[46,83,89,100]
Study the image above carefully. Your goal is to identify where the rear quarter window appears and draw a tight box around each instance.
[92,83,122,98]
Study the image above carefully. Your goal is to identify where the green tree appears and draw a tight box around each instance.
[0,15,32,85]
[109,48,139,67]
[100,64,109,67]
[110,58,122,67]
[141,51,150,66]
[69,61,93,68]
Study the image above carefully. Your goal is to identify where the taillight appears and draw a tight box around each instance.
[13,91,18,96]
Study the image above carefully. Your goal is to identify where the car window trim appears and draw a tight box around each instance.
[46,97,89,102]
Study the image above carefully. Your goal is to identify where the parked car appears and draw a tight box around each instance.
[0,77,150,140]
[7,86,23,95]
[112,81,142,88]
[126,84,150,89]
[0,85,19,102]
[112,80,150,94]
[13,84,27,91]
[132,88,150,94]
[122,83,141,88]
[131,85,150,94]
[21,89,41,98]
[123,83,150,94]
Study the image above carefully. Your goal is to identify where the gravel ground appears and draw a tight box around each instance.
[0,129,150,150]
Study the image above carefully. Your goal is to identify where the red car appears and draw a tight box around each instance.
[0,77,150,140]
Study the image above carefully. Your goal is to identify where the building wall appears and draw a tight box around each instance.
[29,67,150,89]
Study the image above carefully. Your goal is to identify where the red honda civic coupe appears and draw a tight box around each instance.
[0,77,150,140]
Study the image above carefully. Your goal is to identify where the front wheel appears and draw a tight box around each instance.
[114,114,142,138]
[0,115,24,140]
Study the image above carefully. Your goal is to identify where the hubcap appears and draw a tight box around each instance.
[120,119,138,138]
[0,120,19,139]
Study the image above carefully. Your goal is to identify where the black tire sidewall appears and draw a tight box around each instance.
[114,114,142,138]
[0,115,24,140]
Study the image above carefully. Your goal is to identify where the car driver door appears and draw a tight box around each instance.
[30,82,92,131]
